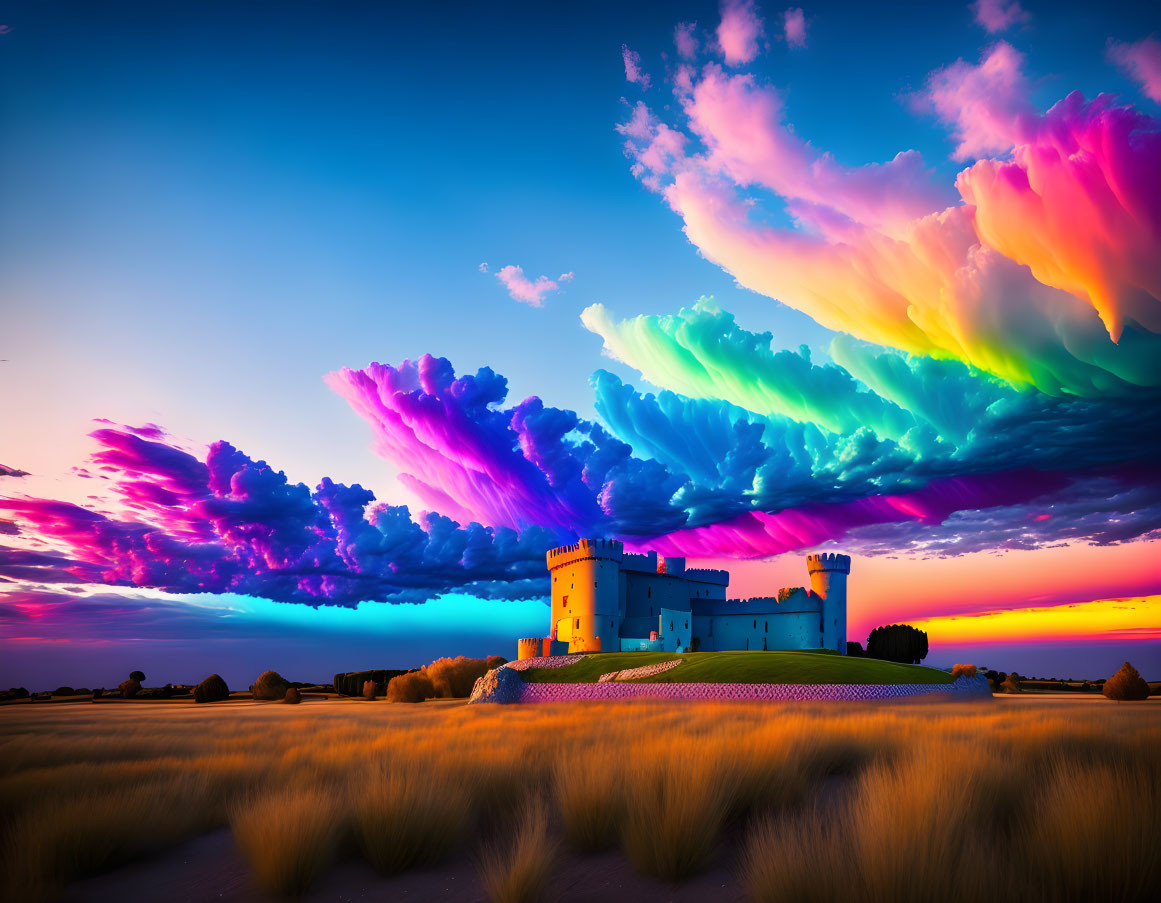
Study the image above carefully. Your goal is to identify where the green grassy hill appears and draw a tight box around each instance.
[519,650,954,685]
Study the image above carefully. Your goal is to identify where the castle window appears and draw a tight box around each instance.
[765,621,768,633]
[753,619,757,628]
[746,638,750,650]
[709,620,713,637]
[820,616,824,632]
[575,618,580,629]
[670,620,674,632]
[685,620,688,629]
[647,587,651,598]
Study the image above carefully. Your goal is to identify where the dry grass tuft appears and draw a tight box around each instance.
[619,737,730,881]
[352,765,470,873]
[229,785,343,897]
[477,800,557,903]
[554,748,623,851]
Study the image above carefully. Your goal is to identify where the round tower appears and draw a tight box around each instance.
[546,538,624,653]
[807,552,850,653]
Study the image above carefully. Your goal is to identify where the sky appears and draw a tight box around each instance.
[1,0,1159,690]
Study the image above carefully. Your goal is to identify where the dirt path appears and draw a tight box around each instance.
[63,827,747,903]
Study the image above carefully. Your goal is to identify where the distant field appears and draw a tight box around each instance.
[520,650,955,684]
[2,697,1157,903]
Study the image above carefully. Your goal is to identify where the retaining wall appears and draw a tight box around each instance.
[470,673,992,704]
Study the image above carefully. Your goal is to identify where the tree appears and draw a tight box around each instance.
[865,624,929,664]
[1103,662,1150,701]
[129,670,146,682]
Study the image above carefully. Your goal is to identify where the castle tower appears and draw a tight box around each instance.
[806,552,850,653]
[546,539,624,653]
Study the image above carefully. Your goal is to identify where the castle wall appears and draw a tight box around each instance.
[621,570,690,630]
[693,610,822,652]
[658,607,692,652]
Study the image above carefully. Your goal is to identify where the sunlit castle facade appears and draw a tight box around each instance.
[517,539,849,659]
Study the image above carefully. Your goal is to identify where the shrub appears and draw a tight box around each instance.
[485,655,508,670]
[118,678,141,699]
[129,671,145,682]
[1,687,30,701]
[362,680,378,700]
[477,801,556,903]
[950,664,978,680]
[426,656,491,698]
[386,670,435,703]
[194,673,229,703]
[1001,674,1022,693]
[283,687,301,705]
[52,687,76,697]
[251,670,290,701]
[1102,662,1150,701]
[846,641,864,656]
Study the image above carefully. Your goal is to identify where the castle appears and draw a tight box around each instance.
[517,539,850,659]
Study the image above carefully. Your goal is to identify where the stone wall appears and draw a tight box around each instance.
[470,673,992,704]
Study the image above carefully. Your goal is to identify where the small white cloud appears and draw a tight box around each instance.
[495,265,571,307]
[478,262,489,273]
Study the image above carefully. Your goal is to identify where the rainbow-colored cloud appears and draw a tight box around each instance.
[618,34,1161,396]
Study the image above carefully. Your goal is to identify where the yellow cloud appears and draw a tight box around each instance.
[912,596,1161,645]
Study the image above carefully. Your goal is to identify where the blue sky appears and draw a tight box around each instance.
[5,0,1155,503]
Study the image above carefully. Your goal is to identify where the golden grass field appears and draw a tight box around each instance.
[1,697,1159,902]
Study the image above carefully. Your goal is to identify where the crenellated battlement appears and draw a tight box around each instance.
[684,567,730,586]
[546,538,624,570]
[806,552,851,574]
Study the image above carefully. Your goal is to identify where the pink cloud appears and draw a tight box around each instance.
[971,0,1030,34]
[621,44,651,89]
[675,22,699,60]
[679,65,945,236]
[783,8,806,48]
[495,265,566,307]
[717,0,762,66]
[616,101,690,191]
[1108,36,1161,103]
[925,41,1037,160]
